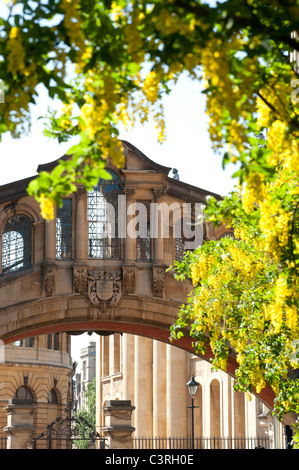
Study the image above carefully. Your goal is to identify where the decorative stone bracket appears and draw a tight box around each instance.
[42,263,56,297]
[152,266,166,297]
[122,266,135,295]
[73,265,87,294]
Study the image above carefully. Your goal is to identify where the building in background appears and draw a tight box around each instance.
[96,333,285,449]
[0,333,73,448]
[74,340,96,411]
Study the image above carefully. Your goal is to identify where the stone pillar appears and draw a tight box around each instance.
[44,216,56,260]
[153,340,167,436]
[123,187,136,263]
[4,400,36,449]
[134,336,153,436]
[102,400,135,449]
[166,344,188,437]
[75,185,87,260]
[152,188,166,265]
[122,334,135,403]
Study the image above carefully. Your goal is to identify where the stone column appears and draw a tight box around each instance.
[102,400,135,449]
[123,187,136,263]
[4,400,37,449]
[44,216,56,260]
[96,335,103,443]
[166,344,188,437]
[75,185,87,260]
[122,334,135,403]
[153,340,167,436]
[152,188,166,265]
[134,336,153,436]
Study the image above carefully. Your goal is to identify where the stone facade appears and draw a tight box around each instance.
[96,334,285,448]
[0,139,294,448]
[0,333,73,448]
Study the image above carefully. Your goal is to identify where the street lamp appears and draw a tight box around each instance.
[186,375,199,449]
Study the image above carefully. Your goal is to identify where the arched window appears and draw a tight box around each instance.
[2,215,31,273]
[14,386,33,402]
[87,170,121,259]
[48,388,58,404]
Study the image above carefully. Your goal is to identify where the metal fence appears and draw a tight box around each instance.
[133,435,271,450]
[0,436,7,449]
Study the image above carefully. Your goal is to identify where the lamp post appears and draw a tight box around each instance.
[186,375,199,450]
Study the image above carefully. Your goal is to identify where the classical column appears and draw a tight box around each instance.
[123,187,136,263]
[43,212,56,296]
[166,344,188,437]
[96,335,103,441]
[134,336,153,436]
[75,185,87,260]
[153,340,167,436]
[152,188,166,265]
[44,216,56,260]
[122,334,135,403]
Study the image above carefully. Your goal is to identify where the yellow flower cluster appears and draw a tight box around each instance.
[202,36,258,156]
[124,7,145,63]
[39,194,55,221]
[142,71,160,105]
[60,0,85,55]
[7,27,26,76]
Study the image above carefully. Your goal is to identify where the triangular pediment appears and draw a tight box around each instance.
[121,140,171,174]
[36,140,172,176]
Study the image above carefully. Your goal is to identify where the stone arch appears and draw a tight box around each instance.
[0,203,42,275]
[0,294,278,413]
[1,214,32,274]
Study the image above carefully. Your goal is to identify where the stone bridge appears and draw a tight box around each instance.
[0,142,278,412]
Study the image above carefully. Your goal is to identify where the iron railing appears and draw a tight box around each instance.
[133,435,271,450]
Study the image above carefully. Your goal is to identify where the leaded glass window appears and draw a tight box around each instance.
[136,200,151,261]
[2,215,31,273]
[88,170,121,259]
[56,199,72,259]
[175,237,185,262]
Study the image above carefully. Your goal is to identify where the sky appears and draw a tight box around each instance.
[0,45,238,365]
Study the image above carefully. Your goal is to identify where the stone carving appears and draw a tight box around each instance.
[153,188,166,201]
[123,187,136,199]
[73,267,87,294]
[43,265,56,297]
[152,267,166,297]
[75,185,87,199]
[122,267,135,294]
[87,270,122,312]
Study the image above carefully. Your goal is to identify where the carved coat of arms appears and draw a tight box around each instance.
[87,270,122,312]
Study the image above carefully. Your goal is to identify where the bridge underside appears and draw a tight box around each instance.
[0,292,278,413]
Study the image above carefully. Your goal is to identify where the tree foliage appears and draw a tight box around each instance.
[73,378,97,449]
[1,0,299,435]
